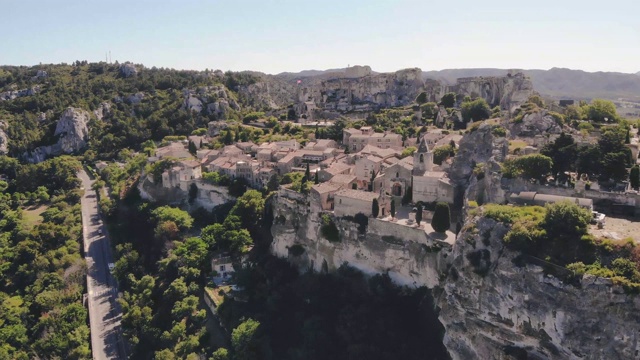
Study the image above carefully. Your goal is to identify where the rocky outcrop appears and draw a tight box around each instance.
[509,110,563,138]
[238,69,532,117]
[125,92,145,104]
[450,122,509,205]
[270,189,452,288]
[23,107,90,163]
[93,102,112,121]
[138,176,234,211]
[120,63,138,77]
[447,73,534,113]
[0,121,8,154]
[0,86,40,101]
[181,86,240,119]
[439,215,640,360]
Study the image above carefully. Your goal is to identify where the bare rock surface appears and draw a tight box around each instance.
[23,107,90,163]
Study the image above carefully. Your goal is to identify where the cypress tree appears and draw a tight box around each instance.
[372,198,379,218]
[415,204,423,225]
[314,170,319,184]
[390,199,396,219]
[431,202,451,233]
[304,163,311,182]
[631,165,640,190]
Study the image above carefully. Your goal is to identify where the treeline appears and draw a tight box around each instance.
[0,155,89,359]
[0,63,261,159]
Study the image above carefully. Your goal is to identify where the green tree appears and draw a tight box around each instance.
[431,202,451,233]
[415,92,428,104]
[400,146,417,159]
[232,189,265,230]
[232,318,261,360]
[152,206,194,231]
[304,163,311,183]
[415,204,423,225]
[266,174,279,192]
[433,145,454,165]
[390,199,396,219]
[211,348,230,360]
[188,140,197,155]
[540,132,578,180]
[372,198,379,218]
[440,92,456,108]
[461,98,491,122]
[502,154,553,183]
[314,170,319,184]
[540,201,592,264]
[584,99,618,122]
[630,165,640,190]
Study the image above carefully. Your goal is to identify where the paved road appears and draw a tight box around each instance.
[79,170,126,360]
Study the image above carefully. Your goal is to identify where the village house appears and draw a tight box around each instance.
[311,182,344,210]
[333,188,390,217]
[343,127,403,152]
[318,162,352,182]
[162,159,202,190]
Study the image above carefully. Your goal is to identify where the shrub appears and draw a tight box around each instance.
[491,126,507,137]
[320,214,340,242]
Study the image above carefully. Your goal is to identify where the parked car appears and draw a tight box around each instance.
[591,211,606,226]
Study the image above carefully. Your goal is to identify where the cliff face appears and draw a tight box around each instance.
[447,73,534,113]
[439,216,640,360]
[238,68,533,115]
[23,107,90,163]
[270,189,452,288]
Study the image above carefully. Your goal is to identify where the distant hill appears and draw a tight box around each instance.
[424,68,640,101]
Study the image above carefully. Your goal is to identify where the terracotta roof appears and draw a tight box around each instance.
[328,174,356,185]
[323,162,351,175]
[312,182,343,194]
[335,189,379,201]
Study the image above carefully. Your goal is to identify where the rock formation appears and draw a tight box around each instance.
[0,121,8,154]
[0,86,40,101]
[237,68,533,117]
[270,190,452,288]
[182,86,240,119]
[446,73,534,113]
[93,102,112,121]
[509,110,563,138]
[23,107,90,163]
[439,215,640,360]
[120,62,138,77]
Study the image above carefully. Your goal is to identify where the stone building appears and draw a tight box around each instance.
[162,159,203,191]
[343,127,402,152]
[334,188,389,217]
[411,136,454,204]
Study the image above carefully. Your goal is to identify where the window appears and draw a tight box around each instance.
[219,265,225,272]
[420,154,424,163]
[396,172,399,178]
[339,199,342,204]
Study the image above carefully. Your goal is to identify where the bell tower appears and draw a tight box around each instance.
[413,135,433,174]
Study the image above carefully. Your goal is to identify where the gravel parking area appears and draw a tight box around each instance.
[589,216,640,242]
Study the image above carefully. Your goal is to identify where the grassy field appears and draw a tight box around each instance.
[509,140,528,154]
[22,205,48,229]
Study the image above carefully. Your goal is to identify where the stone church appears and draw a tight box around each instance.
[411,136,454,204]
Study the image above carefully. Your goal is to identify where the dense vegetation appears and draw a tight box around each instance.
[481,202,640,291]
[0,156,89,358]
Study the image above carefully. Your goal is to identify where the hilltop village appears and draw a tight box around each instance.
[1,62,640,359]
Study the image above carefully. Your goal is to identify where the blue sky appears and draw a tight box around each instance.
[2,0,639,74]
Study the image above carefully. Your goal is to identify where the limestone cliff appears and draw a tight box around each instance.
[183,86,241,119]
[508,109,563,138]
[138,175,234,211]
[450,122,509,205]
[439,215,640,360]
[270,189,452,288]
[23,107,90,163]
[0,86,40,101]
[447,73,534,113]
[238,68,532,115]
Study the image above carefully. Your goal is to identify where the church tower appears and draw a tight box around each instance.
[413,135,433,174]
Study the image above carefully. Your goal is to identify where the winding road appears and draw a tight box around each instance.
[79,170,126,360]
